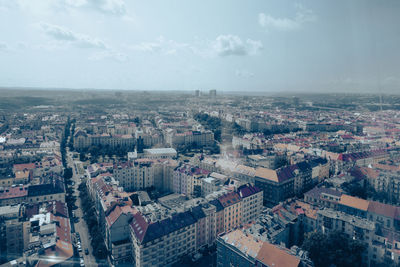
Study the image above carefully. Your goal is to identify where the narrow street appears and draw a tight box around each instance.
[67,149,98,267]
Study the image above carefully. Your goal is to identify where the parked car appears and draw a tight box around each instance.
[85,248,89,255]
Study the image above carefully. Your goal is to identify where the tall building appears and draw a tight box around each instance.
[194,90,200,97]
[209,89,216,97]
[237,184,263,224]
[129,211,197,267]
[218,191,242,232]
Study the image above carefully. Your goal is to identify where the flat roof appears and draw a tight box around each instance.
[0,204,20,216]
[144,148,177,154]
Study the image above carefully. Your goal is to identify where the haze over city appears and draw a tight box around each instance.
[1,0,399,93]
[1,2,400,267]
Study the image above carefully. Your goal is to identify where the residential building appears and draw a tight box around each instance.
[237,184,263,224]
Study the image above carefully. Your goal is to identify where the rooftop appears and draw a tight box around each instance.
[339,194,369,211]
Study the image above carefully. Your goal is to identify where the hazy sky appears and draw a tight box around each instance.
[0,0,399,92]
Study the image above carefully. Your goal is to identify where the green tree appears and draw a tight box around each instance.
[302,231,366,267]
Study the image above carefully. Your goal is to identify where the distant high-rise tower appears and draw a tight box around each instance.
[292,96,300,107]
[195,90,200,97]
[209,89,216,97]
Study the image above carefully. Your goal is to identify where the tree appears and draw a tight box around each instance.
[302,232,329,267]
[64,168,73,180]
[133,117,140,125]
[302,231,366,267]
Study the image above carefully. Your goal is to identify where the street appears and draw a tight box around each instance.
[67,149,98,267]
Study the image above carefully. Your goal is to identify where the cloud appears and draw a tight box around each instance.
[129,36,189,55]
[88,50,128,62]
[38,22,127,61]
[213,35,263,57]
[235,69,255,78]
[64,0,127,16]
[39,22,108,49]
[128,35,262,58]
[0,0,128,17]
[259,4,316,31]
[0,42,9,51]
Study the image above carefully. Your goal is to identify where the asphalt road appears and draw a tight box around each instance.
[67,149,98,267]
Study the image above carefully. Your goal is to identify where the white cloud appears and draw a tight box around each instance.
[0,0,128,16]
[213,35,263,57]
[88,50,128,62]
[0,41,9,51]
[64,0,127,16]
[38,22,127,61]
[128,35,262,58]
[39,22,108,49]
[235,69,254,78]
[129,36,189,55]
[259,4,316,31]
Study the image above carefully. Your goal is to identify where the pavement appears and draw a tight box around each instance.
[67,149,99,267]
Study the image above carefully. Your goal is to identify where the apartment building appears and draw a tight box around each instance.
[254,167,295,207]
[172,164,209,196]
[73,130,135,150]
[237,184,263,224]
[218,192,242,232]
[105,204,136,265]
[217,229,306,267]
[129,211,197,267]
[113,161,155,191]
[165,130,214,148]
[316,208,375,265]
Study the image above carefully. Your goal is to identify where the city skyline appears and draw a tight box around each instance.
[0,0,399,93]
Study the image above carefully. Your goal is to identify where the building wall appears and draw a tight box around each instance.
[223,201,242,232]
[216,237,254,267]
[255,178,294,207]
[241,191,263,224]
[114,165,154,191]
[130,224,196,267]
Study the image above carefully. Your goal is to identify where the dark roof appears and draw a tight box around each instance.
[25,204,39,219]
[28,180,64,197]
[130,210,196,244]
[218,192,241,208]
[237,184,261,198]
[209,199,224,212]
[276,165,298,183]
[338,149,387,162]
[52,201,68,218]
[304,187,342,199]
[296,161,311,172]
[191,206,206,220]
[309,157,328,167]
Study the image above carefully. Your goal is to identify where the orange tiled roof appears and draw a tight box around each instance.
[256,242,300,267]
[339,195,369,211]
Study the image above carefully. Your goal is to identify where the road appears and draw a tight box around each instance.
[67,149,98,267]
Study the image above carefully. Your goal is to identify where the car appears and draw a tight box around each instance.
[85,248,89,255]
[78,247,82,252]
[80,259,85,267]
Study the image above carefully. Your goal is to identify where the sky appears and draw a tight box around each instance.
[0,0,399,93]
